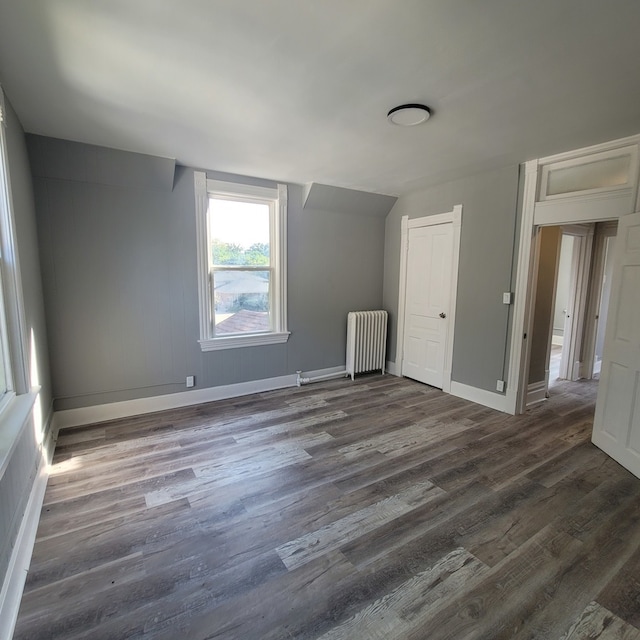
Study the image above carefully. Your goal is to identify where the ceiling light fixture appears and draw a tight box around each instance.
[387,103,432,126]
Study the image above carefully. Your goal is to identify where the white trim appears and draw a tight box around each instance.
[526,380,548,406]
[396,215,409,375]
[395,206,462,394]
[581,223,618,380]
[52,366,348,431]
[0,453,49,640]
[207,179,279,201]
[541,228,562,400]
[537,133,640,166]
[194,172,289,352]
[539,145,638,202]
[506,159,539,414]
[443,205,462,393]
[406,210,455,228]
[521,226,545,398]
[275,183,288,334]
[534,189,634,226]
[450,381,511,413]
[0,390,54,640]
[199,331,290,351]
[508,133,640,414]
[194,171,210,344]
[564,226,594,382]
[385,360,400,376]
[0,87,29,396]
[592,357,602,375]
[0,390,39,478]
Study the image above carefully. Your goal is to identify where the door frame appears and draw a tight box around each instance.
[581,221,618,379]
[507,135,640,414]
[524,226,562,406]
[396,205,462,393]
[558,224,595,382]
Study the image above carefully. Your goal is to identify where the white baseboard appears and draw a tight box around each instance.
[526,380,548,406]
[450,381,510,413]
[53,366,348,431]
[0,456,49,640]
[552,335,564,346]
[0,401,54,640]
[385,360,400,376]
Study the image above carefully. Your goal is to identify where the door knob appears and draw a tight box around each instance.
[439,312,446,319]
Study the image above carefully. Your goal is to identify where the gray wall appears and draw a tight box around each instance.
[0,97,52,595]
[29,136,386,410]
[382,164,520,393]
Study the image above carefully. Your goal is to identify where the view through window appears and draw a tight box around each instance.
[194,172,288,351]
[209,197,272,335]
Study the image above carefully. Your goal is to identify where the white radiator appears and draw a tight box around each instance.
[346,310,388,380]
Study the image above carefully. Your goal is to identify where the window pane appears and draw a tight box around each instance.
[213,270,271,334]
[0,336,7,395]
[209,199,270,266]
[546,155,631,196]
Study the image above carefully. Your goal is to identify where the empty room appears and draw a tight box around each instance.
[1,1,640,638]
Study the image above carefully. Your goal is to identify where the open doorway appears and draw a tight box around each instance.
[526,221,617,405]
[549,233,574,386]
[506,137,640,478]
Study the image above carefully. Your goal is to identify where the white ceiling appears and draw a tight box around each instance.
[1,0,640,196]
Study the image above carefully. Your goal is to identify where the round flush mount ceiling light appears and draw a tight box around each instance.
[387,103,432,126]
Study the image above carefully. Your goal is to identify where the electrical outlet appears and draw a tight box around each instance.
[502,292,512,305]
[496,379,505,392]
[186,375,195,388]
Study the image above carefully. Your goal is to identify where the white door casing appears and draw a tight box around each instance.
[508,134,640,415]
[396,206,462,393]
[559,224,594,382]
[592,211,640,480]
[581,222,618,379]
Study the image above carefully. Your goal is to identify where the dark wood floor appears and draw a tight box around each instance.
[13,375,640,639]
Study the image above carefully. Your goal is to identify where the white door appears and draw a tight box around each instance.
[558,225,594,381]
[402,223,453,388]
[592,211,640,479]
[558,240,578,380]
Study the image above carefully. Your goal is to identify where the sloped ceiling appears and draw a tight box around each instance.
[1,0,640,196]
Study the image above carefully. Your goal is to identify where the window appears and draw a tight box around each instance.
[0,94,15,412]
[539,145,638,201]
[0,87,29,415]
[194,173,289,351]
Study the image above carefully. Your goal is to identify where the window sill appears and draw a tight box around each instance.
[0,388,40,480]
[199,331,290,352]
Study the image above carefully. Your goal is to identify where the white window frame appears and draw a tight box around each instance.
[0,89,28,405]
[194,172,289,351]
[539,145,638,202]
[0,85,38,480]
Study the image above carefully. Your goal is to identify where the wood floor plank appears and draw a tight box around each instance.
[13,375,640,640]
[315,549,488,640]
[400,524,584,640]
[508,489,640,639]
[276,481,443,570]
[563,602,640,640]
[154,551,358,640]
[597,539,640,630]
